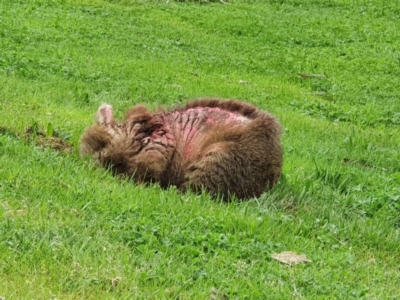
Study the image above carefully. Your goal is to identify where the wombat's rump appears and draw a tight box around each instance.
[80,99,283,200]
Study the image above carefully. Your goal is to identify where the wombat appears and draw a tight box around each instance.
[80,98,283,200]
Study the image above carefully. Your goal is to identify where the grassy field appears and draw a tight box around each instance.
[1,0,400,298]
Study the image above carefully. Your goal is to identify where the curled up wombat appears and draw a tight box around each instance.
[80,98,283,200]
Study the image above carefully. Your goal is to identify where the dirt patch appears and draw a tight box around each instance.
[35,136,73,153]
[24,124,74,154]
[0,124,73,154]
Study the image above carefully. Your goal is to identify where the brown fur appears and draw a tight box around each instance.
[80,99,283,200]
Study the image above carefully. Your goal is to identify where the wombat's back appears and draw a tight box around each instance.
[161,99,283,199]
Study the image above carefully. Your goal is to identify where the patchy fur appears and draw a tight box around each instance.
[80,99,283,200]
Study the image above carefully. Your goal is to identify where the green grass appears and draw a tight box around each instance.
[1,0,400,298]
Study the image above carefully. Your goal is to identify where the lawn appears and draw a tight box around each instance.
[1,0,400,298]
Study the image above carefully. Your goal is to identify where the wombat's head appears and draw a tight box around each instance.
[80,103,152,175]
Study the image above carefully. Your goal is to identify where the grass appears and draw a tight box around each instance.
[1,0,400,298]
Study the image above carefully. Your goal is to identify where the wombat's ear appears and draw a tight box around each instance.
[95,104,114,125]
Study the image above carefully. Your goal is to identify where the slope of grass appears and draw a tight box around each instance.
[1,0,400,298]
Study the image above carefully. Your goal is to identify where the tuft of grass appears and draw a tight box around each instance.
[1,0,400,298]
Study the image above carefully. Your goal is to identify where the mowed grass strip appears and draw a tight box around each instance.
[0,0,400,298]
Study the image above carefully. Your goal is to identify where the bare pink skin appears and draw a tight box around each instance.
[152,107,249,159]
[80,99,283,200]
